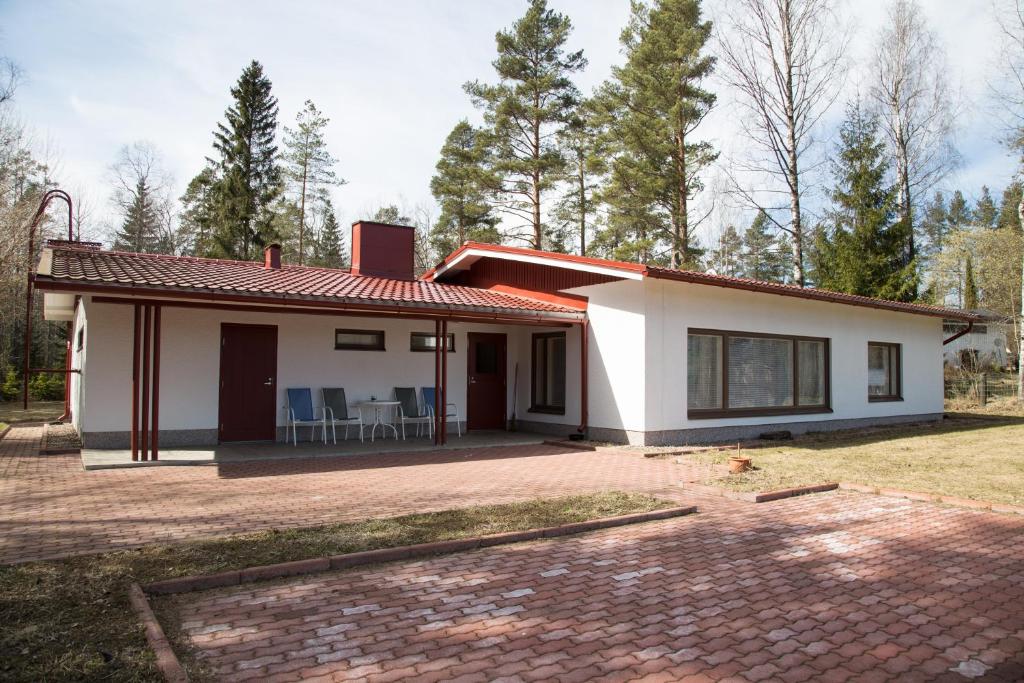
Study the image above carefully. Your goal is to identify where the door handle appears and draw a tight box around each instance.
[264,378,273,386]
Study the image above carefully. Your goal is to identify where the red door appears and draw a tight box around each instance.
[219,324,278,442]
[467,333,507,430]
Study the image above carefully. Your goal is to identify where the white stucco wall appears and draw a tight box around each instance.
[644,278,945,432]
[75,297,579,437]
[569,277,946,439]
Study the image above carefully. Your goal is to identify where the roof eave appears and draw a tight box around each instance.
[32,277,585,323]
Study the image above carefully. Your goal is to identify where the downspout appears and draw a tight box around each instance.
[577,318,589,434]
[942,321,974,346]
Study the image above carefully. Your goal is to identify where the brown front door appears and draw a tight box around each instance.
[219,324,278,442]
[467,332,507,430]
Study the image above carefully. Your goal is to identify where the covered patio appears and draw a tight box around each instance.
[33,223,590,461]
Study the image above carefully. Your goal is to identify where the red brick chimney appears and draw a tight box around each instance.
[350,221,415,280]
[264,243,282,270]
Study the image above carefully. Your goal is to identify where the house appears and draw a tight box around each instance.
[34,220,984,453]
[941,313,1011,371]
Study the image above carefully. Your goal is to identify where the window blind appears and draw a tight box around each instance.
[687,334,722,409]
[728,336,793,408]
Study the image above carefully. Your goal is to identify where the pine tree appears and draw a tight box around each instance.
[742,210,790,282]
[596,0,716,269]
[705,224,743,277]
[198,60,283,260]
[815,101,916,301]
[963,254,979,310]
[920,191,948,255]
[112,176,160,252]
[974,186,998,228]
[998,182,1024,233]
[465,0,586,248]
[553,108,606,255]
[283,100,344,264]
[429,120,499,257]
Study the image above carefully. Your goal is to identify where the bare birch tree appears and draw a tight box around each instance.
[990,0,1024,402]
[717,0,846,287]
[869,0,959,291]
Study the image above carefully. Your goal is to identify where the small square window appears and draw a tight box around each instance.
[410,332,455,352]
[335,329,385,351]
[868,342,901,401]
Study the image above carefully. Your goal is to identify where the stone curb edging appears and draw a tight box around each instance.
[0,424,10,441]
[128,583,189,683]
[838,482,1024,515]
[682,481,838,503]
[142,505,697,596]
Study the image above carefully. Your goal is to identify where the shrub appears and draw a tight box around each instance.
[1,369,20,401]
[28,373,64,401]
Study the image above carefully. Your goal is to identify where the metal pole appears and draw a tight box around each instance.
[434,319,442,445]
[141,306,151,460]
[22,189,74,410]
[578,318,589,435]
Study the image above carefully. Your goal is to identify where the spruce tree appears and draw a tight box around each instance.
[596,0,716,269]
[816,101,916,301]
[112,177,160,252]
[998,182,1024,233]
[947,190,972,229]
[742,210,790,282]
[920,191,949,255]
[974,186,998,228]
[283,100,344,264]
[203,60,283,260]
[429,120,499,257]
[465,0,586,248]
[178,163,219,256]
[314,200,346,268]
[963,254,979,310]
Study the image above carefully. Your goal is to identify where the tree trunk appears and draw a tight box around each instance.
[298,160,308,266]
[1018,190,1024,403]
[578,158,586,256]
[782,8,805,287]
[675,130,688,270]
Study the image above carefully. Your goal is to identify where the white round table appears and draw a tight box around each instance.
[357,400,401,442]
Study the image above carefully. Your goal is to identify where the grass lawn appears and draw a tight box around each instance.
[0,400,63,425]
[689,413,1024,505]
[0,491,669,682]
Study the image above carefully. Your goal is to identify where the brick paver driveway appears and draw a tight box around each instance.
[0,425,717,565]
[176,492,1024,683]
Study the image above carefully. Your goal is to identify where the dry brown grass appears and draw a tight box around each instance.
[0,400,63,425]
[689,414,1024,505]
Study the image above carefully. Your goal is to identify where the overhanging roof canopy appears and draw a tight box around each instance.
[34,244,585,323]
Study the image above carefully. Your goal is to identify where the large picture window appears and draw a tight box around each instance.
[687,329,830,418]
[868,342,901,401]
[531,332,566,414]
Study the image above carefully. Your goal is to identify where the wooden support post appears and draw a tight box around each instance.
[441,319,448,445]
[131,304,141,460]
[152,306,161,461]
[141,305,151,460]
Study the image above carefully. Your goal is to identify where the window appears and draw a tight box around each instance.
[334,329,385,351]
[75,327,84,351]
[687,329,830,418]
[410,332,455,352]
[868,342,901,401]
[531,332,566,414]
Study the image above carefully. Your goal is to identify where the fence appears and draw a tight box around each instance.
[944,373,1020,406]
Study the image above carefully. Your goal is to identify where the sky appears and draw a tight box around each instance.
[0,0,1019,249]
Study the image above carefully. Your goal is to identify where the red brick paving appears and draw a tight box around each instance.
[174,492,1024,682]
[0,425,724,565]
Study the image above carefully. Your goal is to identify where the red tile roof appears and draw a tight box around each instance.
[35,245,584,319]
[429,241,984,322]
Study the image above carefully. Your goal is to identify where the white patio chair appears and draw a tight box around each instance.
[395,387,433,439]
[321,388,363,444]
[421,386,462,437]
[285,388,326,445]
